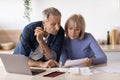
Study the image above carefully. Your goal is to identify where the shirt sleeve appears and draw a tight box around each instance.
[13,26,32,57]
[89,33,107,64]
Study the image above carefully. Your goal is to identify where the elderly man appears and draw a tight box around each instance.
[14,7,64,68]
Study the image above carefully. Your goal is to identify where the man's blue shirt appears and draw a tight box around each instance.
[14,21,64,62]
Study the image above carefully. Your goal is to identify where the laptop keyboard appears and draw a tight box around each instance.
[31,69,46,75]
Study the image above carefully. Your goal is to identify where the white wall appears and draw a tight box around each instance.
[0,0,120,40]
[0,0,28,29]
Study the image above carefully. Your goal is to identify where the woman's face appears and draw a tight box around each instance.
[67,21,81,39]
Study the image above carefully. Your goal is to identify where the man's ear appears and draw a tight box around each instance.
[42,20,47,31]
[42,20,46,25]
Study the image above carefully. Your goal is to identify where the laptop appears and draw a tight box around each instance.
[0,54,46,75]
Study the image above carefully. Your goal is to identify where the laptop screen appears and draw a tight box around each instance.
[0,54,46,75]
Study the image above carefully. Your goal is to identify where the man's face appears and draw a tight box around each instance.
[44,15,61,35]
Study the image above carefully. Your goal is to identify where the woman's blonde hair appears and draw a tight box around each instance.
[65,14,85,39]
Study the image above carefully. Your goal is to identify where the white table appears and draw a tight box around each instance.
[0,59,120,80]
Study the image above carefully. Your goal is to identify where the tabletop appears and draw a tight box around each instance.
[0,60,120,80]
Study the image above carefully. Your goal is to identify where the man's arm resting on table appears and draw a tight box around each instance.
[28,58,59,68]
[38,39,57,60]
[28,58,43,67]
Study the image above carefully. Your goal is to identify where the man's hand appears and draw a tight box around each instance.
[42,59,59,68]
[34,27,45,43]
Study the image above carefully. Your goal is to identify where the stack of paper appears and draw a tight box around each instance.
[64,58,88,67]
[67,67,92,75]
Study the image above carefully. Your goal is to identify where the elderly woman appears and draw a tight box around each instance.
[60,14,107,67]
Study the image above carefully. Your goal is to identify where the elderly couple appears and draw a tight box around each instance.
[14,7,107,68]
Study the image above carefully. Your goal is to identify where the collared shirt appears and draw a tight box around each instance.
[13,21,64,62]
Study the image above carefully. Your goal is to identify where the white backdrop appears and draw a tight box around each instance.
[0,0,120,40]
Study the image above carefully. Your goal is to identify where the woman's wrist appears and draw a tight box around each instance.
[89,58,93,65]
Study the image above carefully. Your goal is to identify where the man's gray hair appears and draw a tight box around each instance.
[42,7,61,20]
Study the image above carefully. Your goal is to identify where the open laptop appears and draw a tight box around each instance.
[0,54,46,75]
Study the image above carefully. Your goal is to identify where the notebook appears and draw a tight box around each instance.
[0,54,46,75]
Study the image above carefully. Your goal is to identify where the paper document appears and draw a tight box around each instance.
[80,67,92,75]
[67,67,92,75]
[64,58,88,67]
[67,67,80,74]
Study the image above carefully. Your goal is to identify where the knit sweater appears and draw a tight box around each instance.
[61,32,107,65]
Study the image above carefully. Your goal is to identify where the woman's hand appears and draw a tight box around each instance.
[80,58,93,67]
